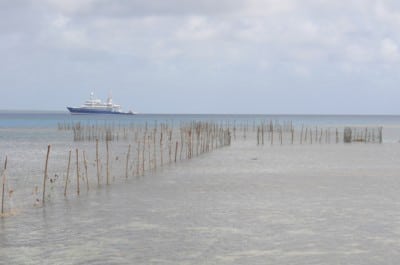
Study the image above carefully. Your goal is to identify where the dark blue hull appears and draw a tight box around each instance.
[67,107,134,115]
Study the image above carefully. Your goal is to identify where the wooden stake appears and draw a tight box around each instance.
[83,150,89,192]
[261,124,264,145]
[153,132,157,169]
[42,145,51,204]
[291,128,294,145]
[106,140,110,185]
[96,139,100,185]
[319,129,323,144]
[300,125,304,144]
[136,141,140,176]
[336,128,339,143]
[174,141,178,163]
[257,127,260,146]
[1,156,8,215]
[64,150,71,197]
[76,148,80,195]
[142,134,146,175]
[160,131,163,166]
[126,144,131,179]
[169,130,172,163]
[148,134,151,170]
[270,123,274,145]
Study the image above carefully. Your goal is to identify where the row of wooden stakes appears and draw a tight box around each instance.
[256,125,383,145]
[1,121,232,216]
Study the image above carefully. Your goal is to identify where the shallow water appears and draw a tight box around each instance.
[1,114,400,264]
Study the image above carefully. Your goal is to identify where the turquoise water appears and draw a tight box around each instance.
[0,111,399,128]
[1,112,400,264]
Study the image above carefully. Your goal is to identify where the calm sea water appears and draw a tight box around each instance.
[1,112,400,264]
[1,111,400,128]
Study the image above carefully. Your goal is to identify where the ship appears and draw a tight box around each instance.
[67,92,135,115]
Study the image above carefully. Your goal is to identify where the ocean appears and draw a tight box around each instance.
[1,112,400,264]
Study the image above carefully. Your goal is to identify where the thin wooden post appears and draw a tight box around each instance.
[83,150,89,192]
[1,156,8,215]
[174,141,178,163]
[64,150,71,197]
[160,131,163,166]
[261,124,264,145]
[142,134,146,175]
[270,123,274,145]
[319,129,323,144]
[106,140,110,185]
[126,144,131,179]
[291,128,294,145]
[76,148,80,195]
[315,127,318,142]
[169,130,172,163]
[148,134,151,170]
[180,130,184,160]
[300,125,303,144]
[336,128,339,143]
[153,131,157,169]
[42,145,51,204]
[305,128,308,143]
[96,139,100,185]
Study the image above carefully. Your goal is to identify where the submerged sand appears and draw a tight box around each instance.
[1,122,400,264]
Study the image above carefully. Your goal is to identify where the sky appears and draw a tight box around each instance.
[1,0,400,114]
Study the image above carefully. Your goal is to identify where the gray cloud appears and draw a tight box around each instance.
[1,0,400,113]
[45,0,246,17]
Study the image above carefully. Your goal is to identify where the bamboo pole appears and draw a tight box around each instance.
[42,145,51,204]
[64,150,71,197]
[1,156,8,215]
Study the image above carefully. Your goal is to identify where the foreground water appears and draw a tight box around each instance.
[1,112,400,264]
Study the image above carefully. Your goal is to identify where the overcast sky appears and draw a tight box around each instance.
[1,0,400,114]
